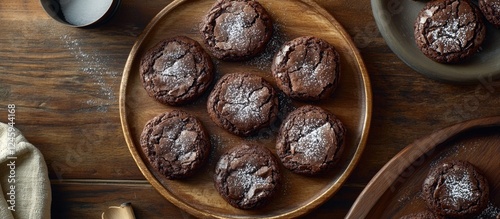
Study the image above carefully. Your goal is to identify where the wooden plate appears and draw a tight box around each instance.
[119,0,372,218]
[346,116,500,218]
[371,0,500,83]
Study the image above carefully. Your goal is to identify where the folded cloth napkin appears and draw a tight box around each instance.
[0,122,51,219]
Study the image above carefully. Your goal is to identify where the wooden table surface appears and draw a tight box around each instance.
[1,0,499,218]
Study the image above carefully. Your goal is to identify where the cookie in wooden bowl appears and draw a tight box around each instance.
[422,160,489,218]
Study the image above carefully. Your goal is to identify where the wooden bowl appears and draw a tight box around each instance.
[347,116,500,218]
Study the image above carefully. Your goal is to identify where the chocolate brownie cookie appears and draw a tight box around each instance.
[399,210,443,219]
[272,36,340,101]
[276,105,346,175]
[479,0,500,28]
[140,110,210,179]
[422,160,489,218]
[214,143,281,209]
[140,36,214,105]
[414,0,486,63]
[200,0,273,61]
[207,73,278,136]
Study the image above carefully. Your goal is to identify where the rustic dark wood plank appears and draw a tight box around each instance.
[0,0,170,180]
[50,180,363,219]
[50,180,191,219]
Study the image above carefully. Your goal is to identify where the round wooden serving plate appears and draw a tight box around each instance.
[346,116,500,219]
[119,0,371,218]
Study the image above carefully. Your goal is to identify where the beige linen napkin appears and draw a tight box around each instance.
[0,122,51,219]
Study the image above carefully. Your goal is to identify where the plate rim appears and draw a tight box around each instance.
[119,0,372,218]
[371,0,500,83]
[345,116,500,219]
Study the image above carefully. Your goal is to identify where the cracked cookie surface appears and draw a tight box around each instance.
[271,36,340,101]
[140,36,214,105]
[200,0,273,61]
[140,110,210,179]
[414,0,486,63]
[422,160,489,218]
[214,143,281,209]
[276,105,346,175]
[207,73,278,136]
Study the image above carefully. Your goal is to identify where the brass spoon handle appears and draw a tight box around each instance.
[102,202,136,219]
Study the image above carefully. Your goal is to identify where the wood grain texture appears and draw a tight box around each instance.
[50,180,363,218]
[0,0,499,218]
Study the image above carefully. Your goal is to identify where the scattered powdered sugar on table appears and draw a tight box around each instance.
[59,0,113,26]
[60,35,118,112]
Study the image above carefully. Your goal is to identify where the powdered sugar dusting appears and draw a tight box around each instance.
[232,163,268,200]
[445,172,474,202]
[161,60,195,95]
[226,13,246,46]
[291,61,319,88]
[492,1,500,11]
[215,2,265,53]
[292,122,333,163]
[152,43,196,96]
[216,12,249,51]
[173,130,196,155]
[475,202,500,219]
[161,60,189,77]
[428,15,470,54]
[425,3,477,54]
[158,122,198,164]
[223,83,269,123]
